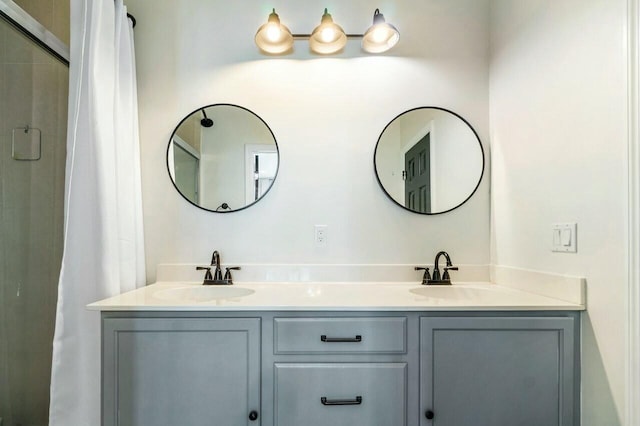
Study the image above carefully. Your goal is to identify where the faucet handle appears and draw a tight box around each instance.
[415,266,431,285]
[196,266,213,281]
[442,266,458,281]
[223,267,241,284]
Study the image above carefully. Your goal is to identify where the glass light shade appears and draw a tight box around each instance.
[362,9,400,53]
[309,9,347,54]
[255,9,293,54]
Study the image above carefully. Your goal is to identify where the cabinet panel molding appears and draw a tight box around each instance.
[102,318,261,426]
[274,363,407,426]
[420,317,576,426]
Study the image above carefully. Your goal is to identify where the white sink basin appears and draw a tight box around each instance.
[153,286,255,303]
[410,285,508,301]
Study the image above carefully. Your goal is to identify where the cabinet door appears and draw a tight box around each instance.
[102,317,260,426]
[420,317,575,426]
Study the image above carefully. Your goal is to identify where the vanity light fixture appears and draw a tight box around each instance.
[308,9,347,55]
[255,8,400,55]
[362,9,400,53]
[254,9,294,54]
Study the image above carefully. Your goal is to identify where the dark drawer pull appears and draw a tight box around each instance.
[320,334,362,343]
[321,396,363,406]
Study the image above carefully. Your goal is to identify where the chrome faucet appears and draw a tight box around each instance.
[196,250,241,285]
[416,251,458,285]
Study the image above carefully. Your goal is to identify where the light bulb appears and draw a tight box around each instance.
[265,24,281,42]
[320,27,335,42]
[371,27,388,43]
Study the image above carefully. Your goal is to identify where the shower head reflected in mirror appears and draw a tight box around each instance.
[200,109,214,128]
[167,103,279,213]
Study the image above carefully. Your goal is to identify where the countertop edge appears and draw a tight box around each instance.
[86,281,586,312]
[88,305,585,312]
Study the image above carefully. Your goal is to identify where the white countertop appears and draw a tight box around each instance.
[87,281,585,311]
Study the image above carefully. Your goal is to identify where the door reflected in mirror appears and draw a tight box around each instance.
[374,107,484,215]
[167,104,279,212]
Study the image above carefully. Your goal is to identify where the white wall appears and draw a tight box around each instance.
[126,0,491,281]
[489,0,629,423]
[125,0,632,422]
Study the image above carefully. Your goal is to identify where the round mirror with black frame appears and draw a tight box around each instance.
[167,104,279,213]
[373,107,484,215]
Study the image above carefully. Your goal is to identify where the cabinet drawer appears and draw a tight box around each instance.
[274,317,406,354]
[274,363,407,426]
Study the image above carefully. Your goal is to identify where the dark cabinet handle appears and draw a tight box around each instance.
[320,335,362,343]
[425,410,434,420]
[321,396,363,406]
[249,410,259,421]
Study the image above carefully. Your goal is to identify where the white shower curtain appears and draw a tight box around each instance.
[49,0,146,424]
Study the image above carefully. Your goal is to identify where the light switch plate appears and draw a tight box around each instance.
[551,223,577,253]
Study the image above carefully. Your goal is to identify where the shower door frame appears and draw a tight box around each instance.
[0,2,70,425]
[0,0,69,64]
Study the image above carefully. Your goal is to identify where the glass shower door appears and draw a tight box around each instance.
[0,14,68,426]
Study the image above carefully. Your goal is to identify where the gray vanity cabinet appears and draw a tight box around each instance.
[100,312,579,426]
[419,317,577,426]
[102,317,261,426]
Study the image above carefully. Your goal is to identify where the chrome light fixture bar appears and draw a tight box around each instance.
[255,8,399,55]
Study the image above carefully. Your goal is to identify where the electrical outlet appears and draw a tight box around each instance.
[315,225,328,247]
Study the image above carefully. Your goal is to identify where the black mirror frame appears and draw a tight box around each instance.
[373,106,485,215]
[166,103,280,214]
